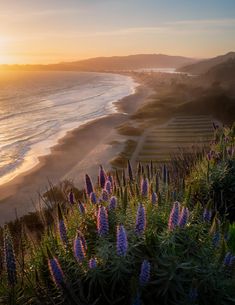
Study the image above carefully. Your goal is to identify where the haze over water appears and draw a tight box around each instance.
[0,71,136,185]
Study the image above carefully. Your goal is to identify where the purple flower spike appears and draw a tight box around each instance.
[3,228,17,286]
[139,260,150,286]
[90,192,97,204]
[105,180,112,195]
[78,201,85,215]
[58,219,68,246]
[48,258,65,287]
[99,165,106,189]
[89,258,97,269]
[203,208,212,222]
[69,190,75,204]
[151,192,158,205]
[73,234,86,262]
[85,174,94,196]
[108,196,117,210]
[178,207,189,228]
[97,206,109,236]
[117,225,128,256]
[135,203,146,235]
[168,201,180,231]
[101,189,109,201]
[141,178,149,197]
[107,174,113,185]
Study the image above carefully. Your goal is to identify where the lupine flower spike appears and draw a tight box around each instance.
[178,207,189,228]
[151,192,158,205]
[99,165,106,188]
[78,200,85,214]
[108,196,117,210]
[141,178,149,197]
[85,174,94,196]
[48,257,65,288]
[69,190,75,204]
[101,189,109,201]
[116,225,128,256]
[73,233,86,263]
[58,205,68,247]
[89,258,97,269]
[168,201,180,231]
[105,180,112,194]
[135,203,146,235]
[90,192,97,204]
[3,227,17,286]
[139,260,150,286]
[97,206,109,236]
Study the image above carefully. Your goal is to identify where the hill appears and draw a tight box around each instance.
[204,58,235,82]
[0,54,196,72]
[178,52,235,75]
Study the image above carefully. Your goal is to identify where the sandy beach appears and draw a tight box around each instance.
[0,81,153,225]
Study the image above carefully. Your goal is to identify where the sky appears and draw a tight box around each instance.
[0,0,235,64]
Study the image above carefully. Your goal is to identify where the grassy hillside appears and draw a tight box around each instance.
[178,52,235,75]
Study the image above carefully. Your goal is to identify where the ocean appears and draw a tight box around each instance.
[0,71,136,185]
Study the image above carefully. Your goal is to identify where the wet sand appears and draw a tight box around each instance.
[0,82,153,225]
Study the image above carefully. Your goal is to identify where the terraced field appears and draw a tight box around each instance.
[132,115,215,164]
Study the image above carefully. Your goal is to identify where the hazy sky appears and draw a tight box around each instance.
[0,0,235,63]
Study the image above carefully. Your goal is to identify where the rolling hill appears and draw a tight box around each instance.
[178,52,235,75]
[0,54,196,72]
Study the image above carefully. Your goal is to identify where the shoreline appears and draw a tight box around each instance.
[0,81,153,225]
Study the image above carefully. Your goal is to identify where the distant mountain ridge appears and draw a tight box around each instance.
[0,54,196,71]
[178,52,235,75]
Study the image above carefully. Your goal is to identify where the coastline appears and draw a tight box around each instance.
[0,81,153,225]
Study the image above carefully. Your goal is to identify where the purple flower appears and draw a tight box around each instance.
[141,178,149,197]
[48,258,65,287]
[139,260,150,286]
[89,258,97,269]
[99,165,106,188]
[90,192,97,204]
[97,206,109,236]
[85,174,94,196]
[78,201,85,214]
[135,203,146,235]
[116,225,128,256]
[178,207,189,228]
[151,192,158,205]
[128,160,134,181]
[73,234,86,262]
[101,189,109,201]
[69,190,75,204]
[3,228,17,286]
[203,208,212,222]
[108,196,117,210]
[168,201,180,231]
[105,180,112,195]
[58,219,68,246]
[107,174,113,185]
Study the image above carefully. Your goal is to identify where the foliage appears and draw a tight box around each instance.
[0,125,235,305]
